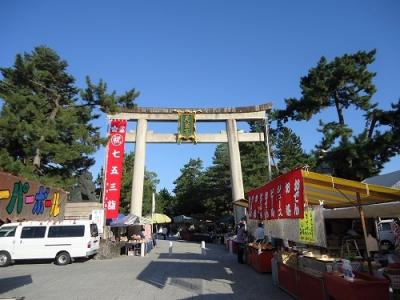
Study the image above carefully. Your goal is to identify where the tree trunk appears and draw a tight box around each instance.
[334,93,345,126]
[33,95,61,172]
[368,115,377,140]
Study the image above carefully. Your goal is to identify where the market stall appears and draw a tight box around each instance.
[109,213,153,257]
[241,168,400,300]
[246,242,275,272]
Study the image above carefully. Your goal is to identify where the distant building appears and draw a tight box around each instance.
[363,170,400,189]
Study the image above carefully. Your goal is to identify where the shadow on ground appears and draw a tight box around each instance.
[0,274,32,294]
[158,253,212,260]
[11,257,91,266]
[137,241,290,299]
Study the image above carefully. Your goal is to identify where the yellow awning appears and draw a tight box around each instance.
[241,170,400,209]
[302,170,400,208]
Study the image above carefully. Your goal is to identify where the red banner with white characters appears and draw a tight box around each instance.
[103,119,127,219]
[248,168,304,220]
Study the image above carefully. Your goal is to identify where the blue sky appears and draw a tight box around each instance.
[1,0,399,192]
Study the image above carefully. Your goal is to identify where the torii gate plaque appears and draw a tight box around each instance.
[107,103,272,222]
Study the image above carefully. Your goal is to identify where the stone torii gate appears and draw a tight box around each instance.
[109,103,272,221]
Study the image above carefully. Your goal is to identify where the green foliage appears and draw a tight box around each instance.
[157,188,176,217]
[240,121,270,191]
[201,144,232,220]
[172,158,205,216]
[0,46,139,188]
[81,77,139,114]
[119,152,159,215]
[276,50,400,181]
[274,126,315,173]
[142,170,159,215]
[277,50,376,125]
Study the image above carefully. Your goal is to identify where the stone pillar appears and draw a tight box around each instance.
[226,119,245,222]
[131,119,147,217]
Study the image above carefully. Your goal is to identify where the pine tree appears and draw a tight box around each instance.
[157,188,176,217]
[240,120,270,190]
[0,46,139,187]
[276,50,400,180]
[172,158,205,216]
[274,126,315,173]
[119,152,159,215]
[201,144,232,220]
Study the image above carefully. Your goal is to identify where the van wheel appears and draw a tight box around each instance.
[55,252,71,266]
[0,251,11,267]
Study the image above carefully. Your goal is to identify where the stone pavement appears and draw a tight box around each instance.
[0,239,292,300]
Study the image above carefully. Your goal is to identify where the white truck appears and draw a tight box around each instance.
[0,220,99,267]
[377,219,396,249]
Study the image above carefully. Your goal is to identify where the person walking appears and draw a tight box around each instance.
[236,223,246,264]
[158,226,163,239]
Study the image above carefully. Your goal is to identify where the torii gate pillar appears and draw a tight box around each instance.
[226,119,245,221]
[130,119,147,217]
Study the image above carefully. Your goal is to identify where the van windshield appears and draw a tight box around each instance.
[0,226,17,237]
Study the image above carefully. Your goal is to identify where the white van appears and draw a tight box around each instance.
[377,219,396,249]
[0,220,100,267]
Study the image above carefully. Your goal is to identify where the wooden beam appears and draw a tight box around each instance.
[357,192,373,274]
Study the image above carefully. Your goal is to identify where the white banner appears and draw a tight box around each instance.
[91,209,105,234]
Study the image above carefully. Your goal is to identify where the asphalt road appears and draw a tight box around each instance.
[0,239,291,300]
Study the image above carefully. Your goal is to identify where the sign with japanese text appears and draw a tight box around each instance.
[103,119,127,219]
[299,209,315,243]
[0,171,66,222]
[248,168,304,220]
[177,111,199,144]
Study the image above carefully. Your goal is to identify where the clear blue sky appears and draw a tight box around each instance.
[1,0,399,192]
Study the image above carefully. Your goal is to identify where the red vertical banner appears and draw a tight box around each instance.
[103,119,127,219]
[247,168,304,220]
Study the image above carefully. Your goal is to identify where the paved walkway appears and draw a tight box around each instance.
[0,239,291,300]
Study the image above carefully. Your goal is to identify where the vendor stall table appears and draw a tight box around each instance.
[124,240,153,257]
[297,269,326,300]
[323,271,390,300]
[278,263,297,298]
[246,244,274,273]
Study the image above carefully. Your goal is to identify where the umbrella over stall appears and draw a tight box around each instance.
[145,213,172,224]
[173,215,195,223]
[109,214,138,227]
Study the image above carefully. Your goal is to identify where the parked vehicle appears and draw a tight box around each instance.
[0,220,99,267]
[377,219,396,249]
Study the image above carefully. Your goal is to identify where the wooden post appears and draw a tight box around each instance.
[357,192,373,275]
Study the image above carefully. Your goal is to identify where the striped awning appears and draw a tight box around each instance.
[238,170,400,209]
[302,170,400,208]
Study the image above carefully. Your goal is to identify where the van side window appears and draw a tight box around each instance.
[48,225,85,238]
[21,226,46,238]
[0,226,17,237]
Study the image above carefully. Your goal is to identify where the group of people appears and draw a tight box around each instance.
[157,226,170,240]
[236,222,265,263]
